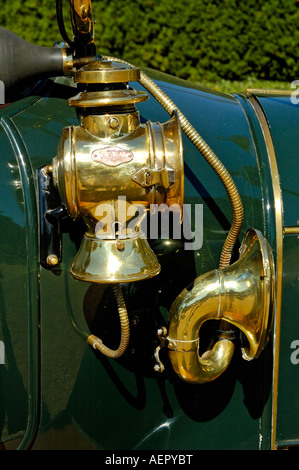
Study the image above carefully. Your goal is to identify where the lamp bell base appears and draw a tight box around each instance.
[70,234,161,283]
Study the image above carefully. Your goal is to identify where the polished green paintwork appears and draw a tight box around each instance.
[0,115,40,450]
[0,112,33,449]
[250,93,299,447]
[276,233,299,446]
[0,74,283,449]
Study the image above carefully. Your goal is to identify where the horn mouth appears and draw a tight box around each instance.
[0,28,64,102]
[167,228,275,384]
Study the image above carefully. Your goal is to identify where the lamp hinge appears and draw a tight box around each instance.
[132,168,175,189]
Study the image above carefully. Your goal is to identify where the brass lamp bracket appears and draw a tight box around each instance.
[38,164,67,269]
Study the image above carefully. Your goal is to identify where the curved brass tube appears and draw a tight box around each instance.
[168,269,235,384]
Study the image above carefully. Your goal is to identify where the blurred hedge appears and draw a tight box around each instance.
[1,0,299,83]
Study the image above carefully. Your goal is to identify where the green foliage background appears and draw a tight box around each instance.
[1,0,299,87]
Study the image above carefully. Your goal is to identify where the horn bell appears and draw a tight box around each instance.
[167,228,275,384]
[223,227,275,360]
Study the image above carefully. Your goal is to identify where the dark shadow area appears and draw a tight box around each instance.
[170,355,238,422]
[236,339,273,420]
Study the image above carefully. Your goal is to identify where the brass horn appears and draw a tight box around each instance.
[166,228,275,384]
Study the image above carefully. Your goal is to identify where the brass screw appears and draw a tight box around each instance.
[109,117,119,129]
[46,254,59,267]
[115,241,125,251]
[45,165,53,175]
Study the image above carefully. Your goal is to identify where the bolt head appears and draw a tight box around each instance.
[109,117,119,129]
[46,254,59,267]
[115,241,125,251]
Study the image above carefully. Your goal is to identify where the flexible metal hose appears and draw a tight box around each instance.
[133,67,242,348]
[103,56,244,268]
[87,284,130,358]
[138,72,244,268]
[101,57,243,380]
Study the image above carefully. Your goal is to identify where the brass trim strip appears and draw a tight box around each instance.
[284,226,299,235]
[247,88,294,96]
[247,92,283,450]
[62,48,74,74]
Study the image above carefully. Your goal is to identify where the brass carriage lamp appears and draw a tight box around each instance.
[49,59,184,359]
[52,59,184,285]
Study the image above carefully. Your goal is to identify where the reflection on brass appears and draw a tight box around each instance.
[167,229,275,384]
[247,92,284,450]
[69,0,95,45]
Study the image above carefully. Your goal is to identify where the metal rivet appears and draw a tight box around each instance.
[45,164,53,175]
[115,241,125,251]
[46,254,59,267]
[109,117,119,129]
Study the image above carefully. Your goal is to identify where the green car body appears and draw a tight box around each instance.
[0,69,298,450]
